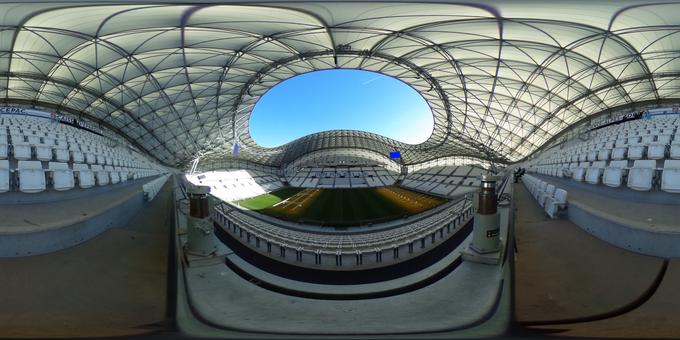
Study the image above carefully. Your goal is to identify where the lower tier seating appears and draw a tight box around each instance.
[401,165,485,198]
[187,168,284,202]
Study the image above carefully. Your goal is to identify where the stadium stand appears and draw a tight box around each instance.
[525,112,680,194]
[186,168,284,202]
[282,148,403,189]
[0,114,168,193]
[6,2,680,338]
[286,165,398,188]
[401,165,485,198]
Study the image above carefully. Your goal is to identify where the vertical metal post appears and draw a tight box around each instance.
[186,185,217,256]
[470,173,500,254]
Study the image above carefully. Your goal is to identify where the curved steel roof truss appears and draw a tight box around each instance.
[0,2,679,168]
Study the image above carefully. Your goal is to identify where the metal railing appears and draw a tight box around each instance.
[211,193,475,269]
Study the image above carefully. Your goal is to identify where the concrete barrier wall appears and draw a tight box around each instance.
[568,202,680,258]
[0,192,145,257]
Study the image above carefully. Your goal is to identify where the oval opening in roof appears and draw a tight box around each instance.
[249,69,434,148]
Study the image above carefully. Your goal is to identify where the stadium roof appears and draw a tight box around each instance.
[1,1,679,168]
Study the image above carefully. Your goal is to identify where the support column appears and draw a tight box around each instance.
[471,173,500,253]
[186,185,217,256]
[463,173,502,264]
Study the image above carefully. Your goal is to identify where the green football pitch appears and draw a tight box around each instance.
[233,186,446,227]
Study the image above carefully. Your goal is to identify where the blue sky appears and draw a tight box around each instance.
[249,69,434,147]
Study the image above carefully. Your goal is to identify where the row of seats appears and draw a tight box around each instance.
[1,113,167,193]
[0,160,164,193]
[142,174,171,201]
[0,140,148,167]
[533,159,680,193]
[1,114,155,168]
[548,141,680,162]
[527,113,680,193]
[522,175,568,218]
[539,115,680,164]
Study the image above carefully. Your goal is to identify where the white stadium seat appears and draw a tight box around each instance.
[49,162,74,191]
[585,161,606,184]
[0,159,9,193]
[647,142,667,160]
[13,141,31,160]
[661,160,680,193]
[603,160,628,188]
[91,164,109,186]
[641,135,655,144]
[545,188,568,219]
[611,146,626,160]
[657,134,672,144]
[539,184,555,207]
[106,165,120,184]
[587,150,598,162]
[27,134,40,145]
[0,138,7,159]
[85,152,96,164]
[17,160,46,193]
[35,144,53,161]
[55,146,70,162]
[71,150,85,163]
[117,167,128,182]
[73,163,95,188]
[572,162,589,181]
[597,148,611,161]
[627,143,646,160]
[627,160,656,191]
[670,142,680,159]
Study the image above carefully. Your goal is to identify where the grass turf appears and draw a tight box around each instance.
[233,187,305,210]
[237,186,446,227]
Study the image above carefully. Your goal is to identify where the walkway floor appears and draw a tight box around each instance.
[184,252,503,335]
[529,259,680,338]
[513,182,680,338]
[0,180,173,338]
